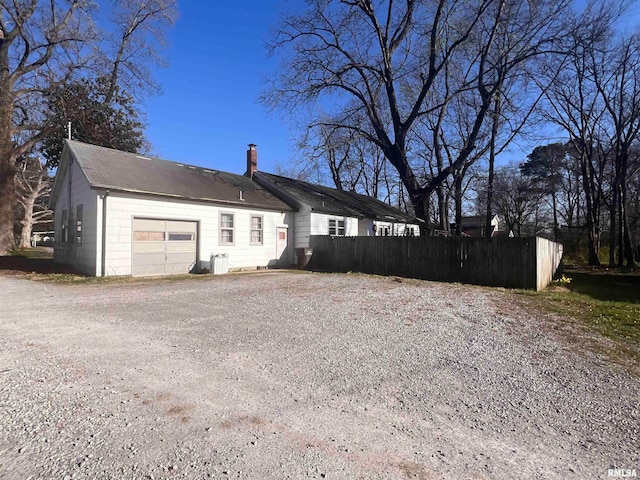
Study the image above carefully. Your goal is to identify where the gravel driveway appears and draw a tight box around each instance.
[0,272,637,479]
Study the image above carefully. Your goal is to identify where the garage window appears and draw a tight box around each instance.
[168,232,194,241]
[250,215,263,245]
[134,231,166,241]
[220,212,234,245]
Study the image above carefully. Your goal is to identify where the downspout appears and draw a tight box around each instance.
[101,190,109,277]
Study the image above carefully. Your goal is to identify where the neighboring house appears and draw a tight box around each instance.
[50,141,293,276]
[452,215,501,237]
[50,141,417,276]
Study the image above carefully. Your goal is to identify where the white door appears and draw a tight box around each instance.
[132,218,197,276]
[276,226,289,267]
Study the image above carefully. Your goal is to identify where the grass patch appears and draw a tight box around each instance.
[8,246,54,260]
[523,268,640,368]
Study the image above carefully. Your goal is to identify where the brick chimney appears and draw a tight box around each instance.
[246,144,257,178]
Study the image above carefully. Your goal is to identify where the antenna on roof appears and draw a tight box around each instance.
[67,121,72,141]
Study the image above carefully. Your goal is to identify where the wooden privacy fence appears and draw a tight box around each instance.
[308,235,563,290]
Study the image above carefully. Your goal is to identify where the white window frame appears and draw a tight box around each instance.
[328,218,346,236]
[250,215,263,245]
[61,209,68,244]
[76,204,83,245]
[219,212,235,245]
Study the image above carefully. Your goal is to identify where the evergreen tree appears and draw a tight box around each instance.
[41,77,147,168]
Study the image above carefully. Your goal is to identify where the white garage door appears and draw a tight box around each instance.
[132,218,197,276]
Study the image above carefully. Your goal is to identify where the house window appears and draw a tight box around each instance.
[220,212,234,245]
[250,215,263,245]
[61,210,68,244]
[134,231,165,241]
[76,204,83,245]
[329,218,345,236]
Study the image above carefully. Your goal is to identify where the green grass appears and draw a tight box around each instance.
[523,269,640,368]
[8,246,54,259]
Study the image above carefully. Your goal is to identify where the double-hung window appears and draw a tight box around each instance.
[61,210,68,244]
[250,215,263,245]
[328,218,345,236]
[76,205,83,245]
[220,212,234,245]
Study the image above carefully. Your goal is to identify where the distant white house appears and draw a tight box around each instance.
[50,141,417,276]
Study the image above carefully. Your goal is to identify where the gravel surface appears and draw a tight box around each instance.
[0,272,638,479]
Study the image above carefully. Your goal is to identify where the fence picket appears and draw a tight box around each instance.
[308,235,563,290]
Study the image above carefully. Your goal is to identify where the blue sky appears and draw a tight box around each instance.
[143,1,640,176]
[145,1,293,175]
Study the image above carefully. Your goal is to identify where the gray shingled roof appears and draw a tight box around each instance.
[254,172,414,222]
[64,141,291,211]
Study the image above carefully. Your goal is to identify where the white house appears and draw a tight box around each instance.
[252,171,418,250]
[50,141,418,276]
[50,141,293,276]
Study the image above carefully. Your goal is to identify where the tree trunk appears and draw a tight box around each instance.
[580,154,600,265]
[617,184,624,267]
[0,101,17,253]
[436,186,448,232]
[552,192,559,242]
[19,195,36,248]
[609,199,617,267]
[622,181,636,266]
[485,92,500,239]
[454,175,463,237]
[412,192,430,236]
[0,160,17,254]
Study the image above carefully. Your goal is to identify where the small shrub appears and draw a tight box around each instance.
[552,274,572,286]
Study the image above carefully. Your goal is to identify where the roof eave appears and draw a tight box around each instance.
[90,185,293,211]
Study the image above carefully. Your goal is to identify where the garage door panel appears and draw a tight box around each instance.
[166,220,197,232]
[132,263,165,277]
[133,241,166,254]
[132,218,197,276]
[166,252,196,264]
[134,218,165,231]
[132,252,166,266]
[166,241,196,253]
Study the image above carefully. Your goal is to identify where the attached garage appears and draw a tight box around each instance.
[132,218,197,276]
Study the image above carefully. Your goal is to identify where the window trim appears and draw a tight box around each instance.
[250,214,263,245]
[61,209,68,244]
[328,218,346,236]
[76,204,83,246]
[219,212,235,246]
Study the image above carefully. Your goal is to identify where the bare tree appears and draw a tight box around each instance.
[264,0,572,233]
[101,0,177,104]
[0,0,177,254]
[589,33,640,266]
[15,157,52,248]
[490,164,544,236]
[300,119,392,201]
[541,1,629,264]
[0,0,94,254]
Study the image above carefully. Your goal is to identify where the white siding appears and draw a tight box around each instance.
[293,208,311,250]
[53,157,100,275]
[102,193,290,276]
[310,212,359,237]
[373,220,420,237]
[359,219,374,236]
